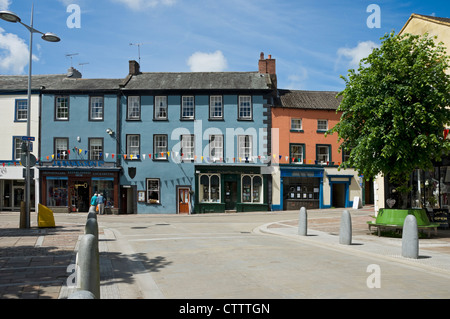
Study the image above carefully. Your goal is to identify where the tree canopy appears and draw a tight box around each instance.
[329,32,450,194]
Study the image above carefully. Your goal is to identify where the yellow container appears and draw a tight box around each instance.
[38,204,56,228]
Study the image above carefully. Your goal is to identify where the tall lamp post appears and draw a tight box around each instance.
[0,6,60,229]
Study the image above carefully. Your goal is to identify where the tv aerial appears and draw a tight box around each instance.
[129,42,149,65]
[65,53,79,67]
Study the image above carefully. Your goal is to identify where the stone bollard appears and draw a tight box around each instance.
[402,214,419,259]
[339,210,352,245]
[87,211,97,220]
[77,234,100,299]
[298,207,307,236]
[85,218,99,240]
[68,290,96,299]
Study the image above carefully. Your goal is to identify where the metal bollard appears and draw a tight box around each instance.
[298,207,307,236]
[402,214,419,259]
[77,234,100,299]
[339,210,352,245]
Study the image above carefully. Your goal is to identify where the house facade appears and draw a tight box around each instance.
[0,74,65,212]
[118,56,276,214]
[270,90,365,211]
[39,73,122,214]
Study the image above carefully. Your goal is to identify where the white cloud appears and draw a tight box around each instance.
[337,41,379,69]
[0,27,39,75]
[187,51,228,72]
[0,0,11,10]
[112,0,176,11]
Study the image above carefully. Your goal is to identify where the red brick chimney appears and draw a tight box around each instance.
[258,52,276,75]
[129,60,141,75]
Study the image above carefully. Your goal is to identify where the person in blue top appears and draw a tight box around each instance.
[97,193,105,215]
[90,193,98,213]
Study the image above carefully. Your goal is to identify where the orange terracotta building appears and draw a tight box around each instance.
[270,90,364,211]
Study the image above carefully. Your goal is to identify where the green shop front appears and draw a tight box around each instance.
[195,165,270,213]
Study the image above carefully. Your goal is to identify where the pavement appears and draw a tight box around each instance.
[1,206,450,299]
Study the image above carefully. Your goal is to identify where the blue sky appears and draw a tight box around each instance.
[0,0,448,91]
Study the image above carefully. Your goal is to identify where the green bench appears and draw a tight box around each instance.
[367,209,439,238]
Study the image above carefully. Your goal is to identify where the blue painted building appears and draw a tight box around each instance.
[119,57,276,214]
[39,71,122,213]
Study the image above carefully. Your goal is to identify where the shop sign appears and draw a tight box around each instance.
[52,160,105,168]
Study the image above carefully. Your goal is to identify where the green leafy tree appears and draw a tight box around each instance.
[329,32,450,207]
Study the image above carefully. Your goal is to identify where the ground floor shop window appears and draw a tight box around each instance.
[47,177,68,207]
[92,178,114,207]
[242,175,263,203]
[410,167,450,210]
[199,174,221,203]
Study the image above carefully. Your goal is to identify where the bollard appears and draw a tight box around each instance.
[68,290,96,299]
[77,234,100,299]
[339,210,352,245]
[402,214,419,259]
[87,212,97,220]
[85,218,99,240]
[298,207,307,236]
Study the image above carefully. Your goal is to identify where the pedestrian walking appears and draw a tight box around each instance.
[97,193,105,215]
[90,193,98,213]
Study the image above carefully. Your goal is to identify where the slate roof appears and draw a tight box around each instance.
[0,74,122,93]
[122,72,275,91]
[0,74,67,93]
[276,89,341,110]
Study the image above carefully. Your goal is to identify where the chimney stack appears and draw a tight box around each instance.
[258,52,276,75]
[129,60,141,75]
[67,67,82,79]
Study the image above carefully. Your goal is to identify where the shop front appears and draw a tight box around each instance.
[195,165,270,213]
[279,166,324,210]
[0,165,37,212]
[39,161,120,214]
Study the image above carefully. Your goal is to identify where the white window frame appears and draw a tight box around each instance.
[155,96,168,120]
[127,96,141,120]
[199,174,221,203]
[90,96,104,120]
[317,145,330,163]
[181,96,195,120]
[14,137,25,161]
[241,174,263,204]
[89,138,103,160]
[181,135,195,161]
[290,144,304,164]
[291,118,302,131]
[154,134,168,160]
[55,138,69,160]
[317,119,328,132]
[126,134,140,158]
[209,135,223,162]
[238,96,252,120]
[55,96,69,120]
[209,96,223,119]
[238,135,253,161]
[15,99,28,121]
[147,178,160,204]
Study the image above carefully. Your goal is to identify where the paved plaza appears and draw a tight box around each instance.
[1,206,450,300]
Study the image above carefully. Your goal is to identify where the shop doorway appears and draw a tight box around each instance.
[178,187,191,214]
[332,183,347,208]
[72,181,90,212]
[13,186,24,208]
[225,181,237,210]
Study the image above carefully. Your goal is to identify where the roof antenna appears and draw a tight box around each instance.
[79,62,89,73]
[129,43,149,65]
[65,53,79,68]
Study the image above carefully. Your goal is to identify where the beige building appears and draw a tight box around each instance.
[374,14,450,213]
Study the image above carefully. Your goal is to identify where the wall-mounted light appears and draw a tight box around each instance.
[106,128,114,136]
[77,136,81,142]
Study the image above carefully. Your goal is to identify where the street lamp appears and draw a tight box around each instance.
[0,6,60,229]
